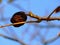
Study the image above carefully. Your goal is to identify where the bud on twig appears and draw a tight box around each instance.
[54,6,60,13]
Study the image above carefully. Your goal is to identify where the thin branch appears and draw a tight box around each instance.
[0,17,60,28]
[0,34,19,42]
[0,10,60,28]
[0,20,40,28]
[44,34,60,44]
[0,34,26,45]
[47,6,60,19]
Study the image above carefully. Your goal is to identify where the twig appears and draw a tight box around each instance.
[44,34,60,44]
[47,6,60,19]
[0,10,60,28]
[0,34,26,45]
[0,17,60,28]
[0,21,39,28]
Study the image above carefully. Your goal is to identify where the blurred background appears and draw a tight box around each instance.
[0,0,60,45]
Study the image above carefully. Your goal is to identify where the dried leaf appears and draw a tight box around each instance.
[54,6,60,13]
[10,11,27,27]
[58,32,60,36]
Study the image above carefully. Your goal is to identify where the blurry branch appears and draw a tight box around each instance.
[29,29,38,41]
[44,22,50,37]
[0,5,10,22]
[10,3,28,12]
[0,34,18,42]
[0,5,5,21]
[0,18,10,21]
[8,0,15,3]
[31,23,60,45]
[0,34,27,45]
[44,32,60,44]
[0,0,2,3]
[33,24,60,28]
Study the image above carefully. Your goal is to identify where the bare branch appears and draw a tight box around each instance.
[0,17,60,28]
[47,6,60,19]
[44,34,60,44]
[0,34,26,45]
